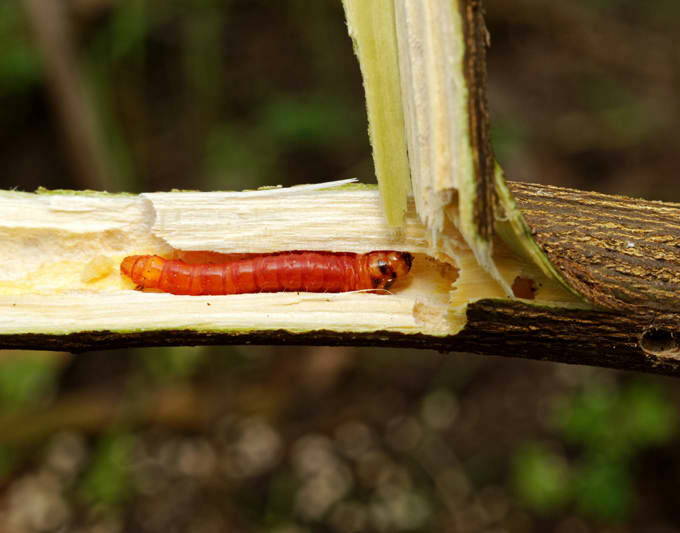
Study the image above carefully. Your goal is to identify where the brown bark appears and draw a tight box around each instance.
[509,182,680,313]
[2,298,678,377]
[2,181,679,377]
[461,0,496,242]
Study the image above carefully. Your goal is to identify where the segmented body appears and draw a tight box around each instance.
[120,251,413,295]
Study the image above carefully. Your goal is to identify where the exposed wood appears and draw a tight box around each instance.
[0,182,555,344]
[144,183,445,254]
[2,182,680,376]
[341,0,410,226]
[394,0,502,291]
[1,299,678,377]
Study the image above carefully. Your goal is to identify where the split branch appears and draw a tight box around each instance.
[1,182,679,376]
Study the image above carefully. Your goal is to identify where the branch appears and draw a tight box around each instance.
[1,182,679,376]
[1,302,676,375]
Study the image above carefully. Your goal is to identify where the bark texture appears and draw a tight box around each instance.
[3,181,679,377]
[508,181,680,313]
[3,299,679,377]
[461,0,496,242]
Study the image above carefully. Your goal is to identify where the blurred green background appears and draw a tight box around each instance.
[1,1,680,532]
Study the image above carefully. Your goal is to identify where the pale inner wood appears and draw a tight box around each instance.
[0,186,580,337]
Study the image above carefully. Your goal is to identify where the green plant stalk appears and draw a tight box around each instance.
[341,0,411,227]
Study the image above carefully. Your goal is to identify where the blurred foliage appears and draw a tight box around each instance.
[0,0,371,192]
[0,2,41,98]
[1,0,680,532]
[77,432,136,510]
[512,444,570,512]
[138,346,208,383]
[0,353,61,482]
[0,444,22,479]
[0,353,59,413]
[556,381,675,453]
[513,381,675,521]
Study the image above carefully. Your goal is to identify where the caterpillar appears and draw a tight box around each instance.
[120,251,413,295]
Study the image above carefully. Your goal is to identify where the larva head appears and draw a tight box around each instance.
[366,251,413,290]
[120,255,166,289]
[120,255,139,279]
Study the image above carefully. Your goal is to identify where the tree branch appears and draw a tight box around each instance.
[0,299,676,376]
[1,182,679,376]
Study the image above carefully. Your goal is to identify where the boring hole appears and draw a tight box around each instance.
[511,276,536,300]
[640,328,680,357]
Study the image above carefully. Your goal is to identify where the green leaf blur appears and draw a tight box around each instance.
[513,380,676,521]
[78,433,136,509]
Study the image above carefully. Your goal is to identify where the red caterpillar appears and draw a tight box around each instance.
[120,251,413,295]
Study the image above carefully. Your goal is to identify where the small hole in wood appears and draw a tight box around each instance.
[511,276,536,300]
[640,328,680,357]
